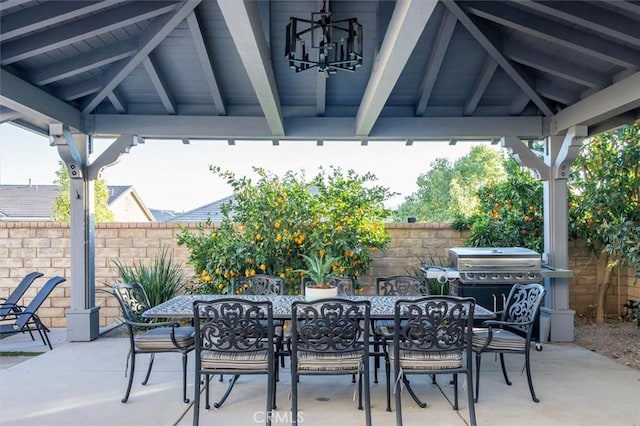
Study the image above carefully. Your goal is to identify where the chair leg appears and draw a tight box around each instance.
[372,336,381,384]
[193,372,201,426]
[34,323,52,350]
[291,368,299,426]
[142,353,155,385]
[30,318,52,349]
[499,353,512,385]
[394,366,403,426]
[403,376,426,408]
[213,375,239,408]
[122,352,135,403]
[182,352,190,403]
[466,371,477,426]
[272,366,278,410]
[452,373,458,410]
[525,349,540,403]
[363,365,372,426]
[266,371,274,426]
[385,352,392,412]
[474,353,481,403]
[357,372,363,410]
[205,374,211,409]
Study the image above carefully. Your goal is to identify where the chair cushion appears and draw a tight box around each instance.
[297,350,363,372]
[134,326,194,350]
[389,346,463,370]
[472,328,526,351]
[200,349,270,371]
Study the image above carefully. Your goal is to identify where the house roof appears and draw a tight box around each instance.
[149,208,180,223]
[169,195,235,223]
[1,1,638,145]
[0,184,140,220]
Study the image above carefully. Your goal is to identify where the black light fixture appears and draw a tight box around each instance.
[285,0,362,75]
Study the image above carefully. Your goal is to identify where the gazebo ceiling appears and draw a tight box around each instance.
[1,0,639,143]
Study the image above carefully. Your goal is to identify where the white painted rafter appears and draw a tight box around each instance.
[29,41,138,86]
[0,0,123,42]
[357,0,438,136]
[0,2,179,65]
[107,90,127,114]
[81,1,201,114]
[186,11,226,116]
[463,1,640,68]
[217,0,284,136]
[517,0,640,48]
[503,41,610,89]
[416,9,457,116]
[463,56,497,116]
[90,115,544,140]
[445,1,554,117]
[0,69,84,131]
[143,55,176,115]
[552,71,640,134]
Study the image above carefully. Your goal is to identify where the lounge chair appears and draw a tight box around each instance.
[0,276,66,349]
[0,271,44,318]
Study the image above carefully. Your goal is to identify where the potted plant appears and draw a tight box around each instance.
[295,253,340,300]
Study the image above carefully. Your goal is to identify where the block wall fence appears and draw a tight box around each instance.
[0,221,637,328]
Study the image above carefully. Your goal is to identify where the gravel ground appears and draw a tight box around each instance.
[573,317,640,370]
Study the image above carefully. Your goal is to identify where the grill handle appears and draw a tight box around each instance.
[462,263,537,269]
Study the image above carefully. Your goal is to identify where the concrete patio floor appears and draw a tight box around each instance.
[1,329,639,426]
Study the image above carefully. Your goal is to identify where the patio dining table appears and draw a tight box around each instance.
[142,294,496,320]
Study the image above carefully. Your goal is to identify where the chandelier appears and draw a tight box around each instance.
[285,1,362,75]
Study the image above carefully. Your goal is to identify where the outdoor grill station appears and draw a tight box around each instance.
[422,247,574,345]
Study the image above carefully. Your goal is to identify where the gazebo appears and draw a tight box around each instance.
[1,0,639,341]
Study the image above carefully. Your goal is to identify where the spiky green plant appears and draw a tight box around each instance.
[294,253,340,288]
[110,247,186,307]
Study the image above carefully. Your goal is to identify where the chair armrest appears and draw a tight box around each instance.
[474,319,534,351]
[1,309,39,325]
[124,320,193,347]
[480,319,513,328]
[0,302,22,312]
[124,319,184,329]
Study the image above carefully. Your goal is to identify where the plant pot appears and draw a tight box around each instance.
[305,285,338,301]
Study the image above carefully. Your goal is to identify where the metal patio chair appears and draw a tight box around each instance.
[389,296,476,426]
[373,275,430,384]
[192,298,276,426]
[232,274,286,381]
[232,274,285,296]
[472,283,546,403]
[111,283,195,404]
[290,298,372,426]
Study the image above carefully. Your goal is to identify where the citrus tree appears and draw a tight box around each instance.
[176,166,394,294]
[452,157,544,253]
[52,161,114,222]
[569,124,640,322]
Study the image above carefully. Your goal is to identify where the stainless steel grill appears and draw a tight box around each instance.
[449,247,542,284]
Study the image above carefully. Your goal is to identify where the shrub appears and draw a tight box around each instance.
[177,166,394,294]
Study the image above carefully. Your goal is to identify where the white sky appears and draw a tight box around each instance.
[0,123,499,212]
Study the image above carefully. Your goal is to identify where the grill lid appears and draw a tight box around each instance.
[449,247,540,260]
[449,247,542,284]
